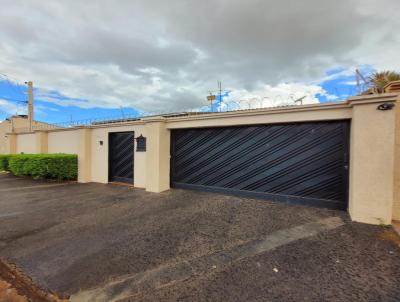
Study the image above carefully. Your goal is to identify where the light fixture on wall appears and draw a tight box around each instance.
[136,135,146,152]
[377,103,395,111]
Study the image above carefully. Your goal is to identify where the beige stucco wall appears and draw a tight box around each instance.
[16,133,36,154]
[167,103,352,129]
[90,127,109,183]
[145,119,170,192]
[348,98,397,224]
[135,151,147,188]
[5,94,400,225]
[48,130,80,154]
[0,117,31,154]
[0,120,12,154]
[35,132,48,153]
[47,128,92,182]
[77,128,92,183]
[91,124,146,187]
[0,117,62,154]
[392,98,400,221]
[5,134,17,154]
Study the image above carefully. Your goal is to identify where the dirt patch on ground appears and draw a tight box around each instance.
[0,279,29,302]
[379,227,400,248]
[0,259,67,302]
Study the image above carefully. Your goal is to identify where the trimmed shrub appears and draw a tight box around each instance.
[0,155,12,171]
[8,154,77,180]
[8,155,29,176]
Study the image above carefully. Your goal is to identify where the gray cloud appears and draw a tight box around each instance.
[0,0,399,112]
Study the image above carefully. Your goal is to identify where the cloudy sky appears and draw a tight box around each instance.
[0,0,399,123]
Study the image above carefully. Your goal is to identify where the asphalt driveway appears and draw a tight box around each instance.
[0,173,399,302]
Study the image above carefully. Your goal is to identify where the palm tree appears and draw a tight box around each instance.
[368,70,400,93]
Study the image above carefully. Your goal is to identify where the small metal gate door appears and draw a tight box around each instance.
[108,132,134,184]
[171,121,350,210]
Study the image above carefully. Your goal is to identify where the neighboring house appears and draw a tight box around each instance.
[0,115,56,154]
[362,80,400,95]
[0,115,28,154]
[384,80,400,93]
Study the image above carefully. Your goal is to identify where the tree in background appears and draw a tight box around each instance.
[368,70,400,93]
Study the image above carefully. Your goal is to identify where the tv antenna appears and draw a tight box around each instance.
[207,91,216,107]
[294,96,306,105]
[356,69,368,95]
[206,80,223,112]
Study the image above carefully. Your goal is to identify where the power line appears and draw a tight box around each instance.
[0,72,27,102]
[0,97,27,104]
[0,77,25,98]
[0,73,30,118]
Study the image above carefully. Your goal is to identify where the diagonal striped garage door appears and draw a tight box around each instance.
[170,121,350,210]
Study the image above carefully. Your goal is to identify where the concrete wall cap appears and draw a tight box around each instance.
[142,116,167,123]
[42,127,78,133]
[347,93,399,103]
[33,130,49,133]
[86,120,145,129]
[38,120,145,133]
[8,131,35,135]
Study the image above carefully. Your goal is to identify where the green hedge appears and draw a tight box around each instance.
[2,154,77,180]
[0,155,12,171]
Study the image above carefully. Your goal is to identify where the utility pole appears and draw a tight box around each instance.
[25,81,34,132]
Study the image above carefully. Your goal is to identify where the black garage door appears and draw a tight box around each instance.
[109,132,134,184]
[171,121,350,210]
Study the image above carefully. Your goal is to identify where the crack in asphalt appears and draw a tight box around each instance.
[71,216,344,302]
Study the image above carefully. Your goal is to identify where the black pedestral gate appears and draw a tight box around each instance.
[170,121,350,210]
[109,132,134,184]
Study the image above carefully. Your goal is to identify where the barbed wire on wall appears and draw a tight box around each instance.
[11,94,344,133]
